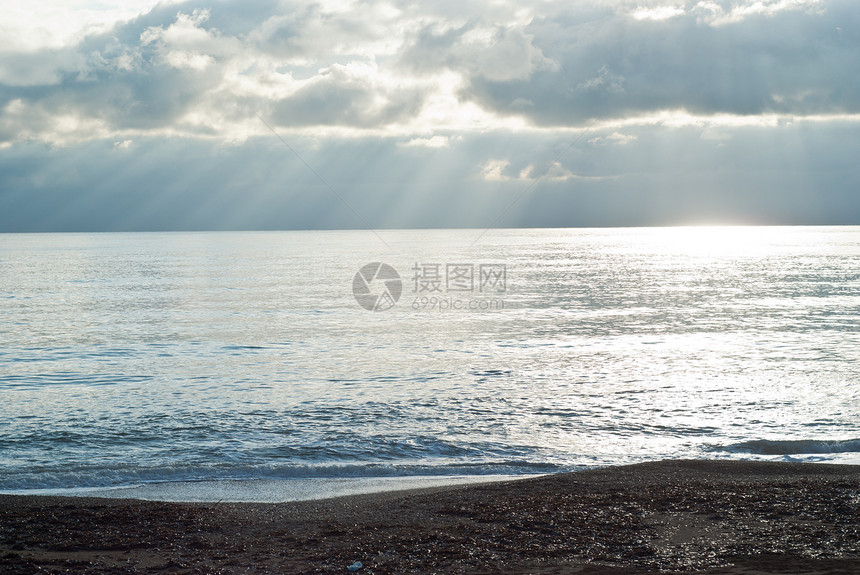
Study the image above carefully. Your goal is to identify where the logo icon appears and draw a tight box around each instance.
[352,262,402,311]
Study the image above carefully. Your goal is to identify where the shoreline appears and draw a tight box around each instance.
[2,459,859,574]
[1,474,540,504]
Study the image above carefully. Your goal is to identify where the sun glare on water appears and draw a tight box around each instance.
[659,225,797,257]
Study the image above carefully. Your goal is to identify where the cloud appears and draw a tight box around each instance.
[0,0,858,231]
[465,0,860,125]
[269,61,424,128]
[401,135,452,148]
[694,0,825,27]
[0,49,87,87]
[398,22,558,83]
[3,121,858,232]
[631,5,686,21]
[519,161,578,181]
[576,66,626,94]
[589,132,638,145]
[0,1,176,52]
[480,158,511,181]
[480,158,579,182]
[1,0,858,147]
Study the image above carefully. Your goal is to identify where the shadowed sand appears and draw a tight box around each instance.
[1,460,859,574]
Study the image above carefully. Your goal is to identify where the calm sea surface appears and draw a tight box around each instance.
[1,227,859,498]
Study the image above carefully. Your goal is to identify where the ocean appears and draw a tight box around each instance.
[1,227,859,501]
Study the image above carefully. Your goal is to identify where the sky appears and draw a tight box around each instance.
[0,0,858,231]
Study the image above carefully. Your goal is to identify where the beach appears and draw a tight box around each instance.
[2,460,858,574]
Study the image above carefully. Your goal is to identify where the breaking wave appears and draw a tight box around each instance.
[718,439,860,456]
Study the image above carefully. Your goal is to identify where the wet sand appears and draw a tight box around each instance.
[1,460,859,574]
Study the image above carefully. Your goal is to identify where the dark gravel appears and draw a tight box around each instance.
[1,459,859,574]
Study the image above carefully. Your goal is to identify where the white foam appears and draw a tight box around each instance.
[42,475,535,503]
[721,438,860,456]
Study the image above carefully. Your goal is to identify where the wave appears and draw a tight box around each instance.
[717,438,860,456]
[0,460,567,492]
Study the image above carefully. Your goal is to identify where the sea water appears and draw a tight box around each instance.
[1,227,859,501]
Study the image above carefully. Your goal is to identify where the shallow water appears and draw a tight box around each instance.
[1,227,859,498]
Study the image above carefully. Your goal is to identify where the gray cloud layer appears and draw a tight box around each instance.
[2,121,858,231]
[1,0,858,141]
[0,0,858,230]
